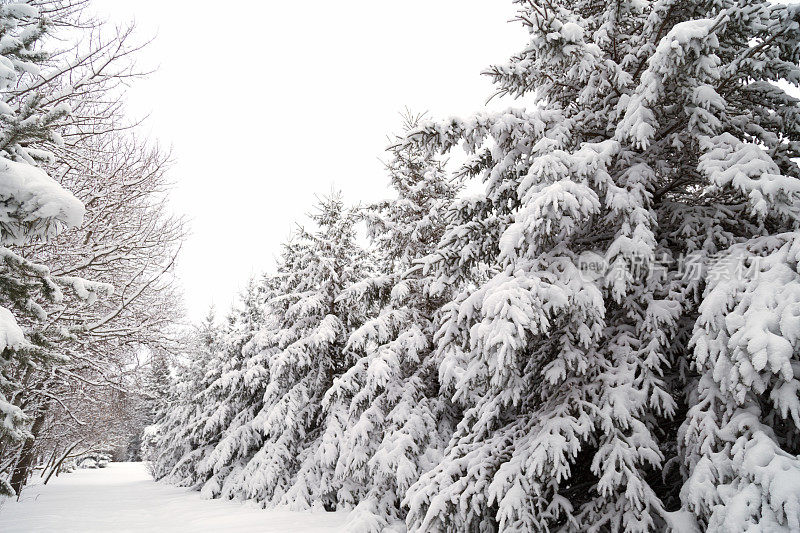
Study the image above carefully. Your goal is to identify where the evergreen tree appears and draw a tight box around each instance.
[397,1,800,531]
[196,276,272,499]
[126,349,173,462]
[147,307,221,483]
[143,350,172,421]
[324,116,460,530]
[235,193,373,509]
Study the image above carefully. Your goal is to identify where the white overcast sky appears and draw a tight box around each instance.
[90,1,527,320]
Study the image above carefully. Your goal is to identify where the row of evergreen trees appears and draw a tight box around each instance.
[148,0,800,531]
[146,120,456,530]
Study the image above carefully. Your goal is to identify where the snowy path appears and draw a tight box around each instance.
[0,462,348,532]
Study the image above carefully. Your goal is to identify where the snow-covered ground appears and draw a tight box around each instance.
[0,462,348,532]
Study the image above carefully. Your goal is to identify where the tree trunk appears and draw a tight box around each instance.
[9,410,46,498]
[41,447,58,478]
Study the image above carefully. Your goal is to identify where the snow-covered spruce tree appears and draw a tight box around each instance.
[138,348,173,437]
[213,238,304,499]
[314,116,459,531]
[0,2,113,496]
[399,1,800,531]
[146,307,221,483]
[234,193,373,509]
[195,276,274,499]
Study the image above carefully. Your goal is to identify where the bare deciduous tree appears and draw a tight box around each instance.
[0,1,186,496]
